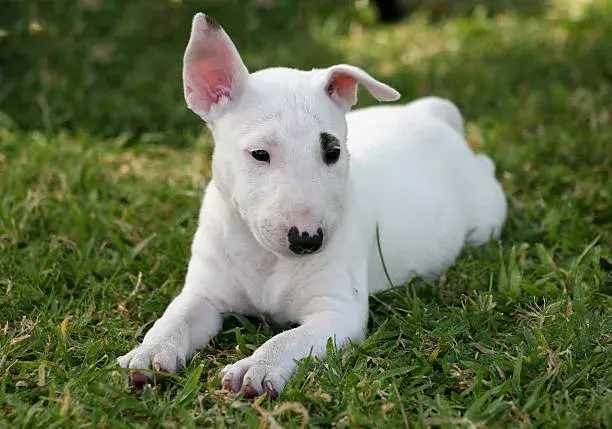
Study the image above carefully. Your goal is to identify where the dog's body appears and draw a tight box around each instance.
[118,13,507,397]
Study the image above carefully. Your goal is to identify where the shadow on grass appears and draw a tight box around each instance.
[1,0,559,145]
[0,0,353,144]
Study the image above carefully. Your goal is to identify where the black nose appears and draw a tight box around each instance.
[287,227,323,255]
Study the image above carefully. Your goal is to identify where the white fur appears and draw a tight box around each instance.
[117,13,507,397]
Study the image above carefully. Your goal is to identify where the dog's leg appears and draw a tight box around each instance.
[219,306,366,398]
[219,253,369,398]
[117,243,226,386]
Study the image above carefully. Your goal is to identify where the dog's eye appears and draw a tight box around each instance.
[251,150,270,162]
[323,147,341,165]
[320,132,341,165]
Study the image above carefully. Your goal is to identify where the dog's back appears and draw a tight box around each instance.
[345,97,507,292]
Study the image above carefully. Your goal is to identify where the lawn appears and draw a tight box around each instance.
[1,0,611,427]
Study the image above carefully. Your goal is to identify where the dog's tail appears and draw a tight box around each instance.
[409,96,464,135]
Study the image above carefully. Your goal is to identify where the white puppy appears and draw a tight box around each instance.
[117,13,507,398]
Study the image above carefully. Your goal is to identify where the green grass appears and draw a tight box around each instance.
[1,0,611,427]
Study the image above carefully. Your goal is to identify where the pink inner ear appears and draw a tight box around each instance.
[185,54,236,114]
[326,73,358,103]
[183,14,248,119]
[324,64,400,108]
[193,59,233,106]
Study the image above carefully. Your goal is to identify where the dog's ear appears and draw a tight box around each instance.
[183,13,249,122]
[323,64,400,111]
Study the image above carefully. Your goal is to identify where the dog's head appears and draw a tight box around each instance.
[183,13,400,258]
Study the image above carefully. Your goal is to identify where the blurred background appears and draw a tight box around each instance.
[2,0,610,147]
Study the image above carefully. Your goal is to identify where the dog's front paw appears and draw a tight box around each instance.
[219,357,286,398]
[117,343,186,387]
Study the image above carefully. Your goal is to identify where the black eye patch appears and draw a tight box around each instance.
[320,132,341,165]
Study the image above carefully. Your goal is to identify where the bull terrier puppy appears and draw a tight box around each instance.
[118,13,507,398]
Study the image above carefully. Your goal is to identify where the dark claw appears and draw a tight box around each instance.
[129,372,150,387]
[264,381,278,399]
[154,373,168,384]
[222,378,233,390]
[243,384,259,398]
[129,370,168,388]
